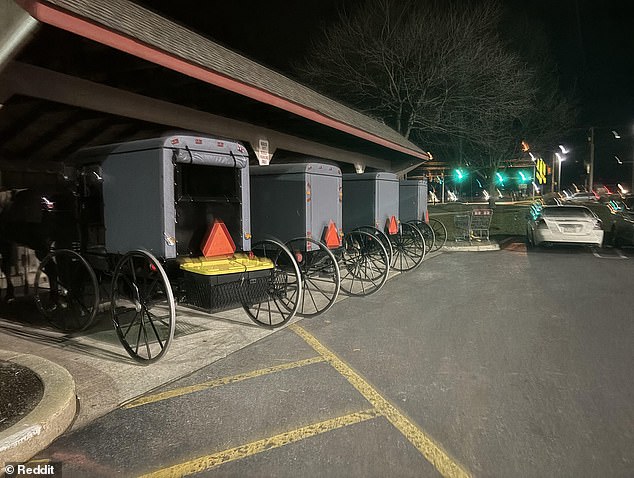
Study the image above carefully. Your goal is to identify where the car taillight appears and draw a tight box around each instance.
[536,218,548,230]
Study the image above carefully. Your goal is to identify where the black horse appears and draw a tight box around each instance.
[0,187,78,302]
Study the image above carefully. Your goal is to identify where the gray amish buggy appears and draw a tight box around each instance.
[399,179,447,253]
[27,134,303,364]
[343,172,426,273]
[250,162,392,313]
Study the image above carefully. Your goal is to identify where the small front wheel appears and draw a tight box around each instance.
[111,250,175,364]
[34,249,99,332]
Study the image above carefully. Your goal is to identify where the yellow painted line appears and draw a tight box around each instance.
[139,408,380,478]
[123,356,325,409]
[290,324,471,478]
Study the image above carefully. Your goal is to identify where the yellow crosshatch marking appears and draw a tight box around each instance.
[132,326,471,478]
[122,356,325,409]
[290,324,471,478]
[139,409,380,478]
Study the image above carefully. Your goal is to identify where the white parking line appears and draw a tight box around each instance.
[591,247,629,259]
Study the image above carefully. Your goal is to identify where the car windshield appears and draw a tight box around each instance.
[542,207,594,218]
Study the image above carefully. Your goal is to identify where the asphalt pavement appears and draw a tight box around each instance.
[2,239,634,477]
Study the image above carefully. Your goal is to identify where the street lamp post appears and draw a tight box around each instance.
[588,127,595,192]
[556,153,566,192]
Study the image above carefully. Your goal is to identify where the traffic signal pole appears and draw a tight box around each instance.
[588,127,595,192]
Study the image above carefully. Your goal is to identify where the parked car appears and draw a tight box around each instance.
[566,191,598,203]
[526,205,604,247]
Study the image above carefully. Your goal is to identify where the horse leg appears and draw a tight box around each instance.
[0,242,15,302]
[35,249,59,309]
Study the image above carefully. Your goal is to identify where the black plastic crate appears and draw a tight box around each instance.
[182,269,271,313]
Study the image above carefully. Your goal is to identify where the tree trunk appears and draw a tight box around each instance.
[488,167,497,208]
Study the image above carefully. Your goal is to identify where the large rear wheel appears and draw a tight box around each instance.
[408,220,435,253]
[353,226,393,266]
[242,239,302,328]
[286,238,340,318]
[111,250,175,364]
[429,218,448,252]
[339,230,389,296]
[390,223,426,272]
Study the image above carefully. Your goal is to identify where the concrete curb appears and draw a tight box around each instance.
[442,242,500,252]
[0,351,76,468]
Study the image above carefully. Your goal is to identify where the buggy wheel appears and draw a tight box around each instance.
[408,220,435,253]
[34,249,99,332]
[286,238,341,318]
[339,230,389,296]
[390,222,426,272]
[353,226,393,265]
[429,218,448,252]
[111,250,175,364]
[242,238,302,328]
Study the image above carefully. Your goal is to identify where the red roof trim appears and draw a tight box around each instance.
[17,0,430,161]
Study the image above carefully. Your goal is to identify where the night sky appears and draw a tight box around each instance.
[136,0,634,188]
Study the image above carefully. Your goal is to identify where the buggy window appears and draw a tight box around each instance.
[177,164,239,201]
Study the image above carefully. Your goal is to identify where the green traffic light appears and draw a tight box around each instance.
[518,170,532,183]
[455,168,467,182]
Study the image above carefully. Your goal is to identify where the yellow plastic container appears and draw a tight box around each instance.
[179,253,273,276]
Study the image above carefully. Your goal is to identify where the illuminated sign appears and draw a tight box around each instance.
[535,158,547,185]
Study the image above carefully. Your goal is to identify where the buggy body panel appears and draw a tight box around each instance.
[73,133,251,259]
[250,162,342,246]
[342,172,399,231]
[399,179,428,223]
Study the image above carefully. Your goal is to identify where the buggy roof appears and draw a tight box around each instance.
[343,172,399,182]
[72,133,250,168]
[250,162,341,178]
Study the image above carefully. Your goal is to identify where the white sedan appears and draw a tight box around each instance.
[526,205,604,247]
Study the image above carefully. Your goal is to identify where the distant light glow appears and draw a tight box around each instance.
[612,130,621,139]
[529,152,536,162]
[616,155,623,164]
[558,145,569,154]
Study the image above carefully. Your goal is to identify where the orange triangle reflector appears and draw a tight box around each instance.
[201,219,236,257]
[323,221,341,248]
[386,216,398,235]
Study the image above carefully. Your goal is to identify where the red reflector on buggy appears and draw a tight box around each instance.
[323,221,341,248]
[425,210,429,223]
[386,216,398,235]
[201,219,236,257]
